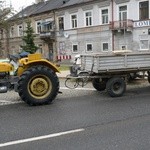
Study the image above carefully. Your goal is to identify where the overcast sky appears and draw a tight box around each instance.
[6,0,35,12]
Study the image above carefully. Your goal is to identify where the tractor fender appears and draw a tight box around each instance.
[17,59,60,76]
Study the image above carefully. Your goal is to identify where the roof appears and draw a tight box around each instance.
[60,0,110,9]
[9,0,97,21]
[31,0,66,15]
[9,2,45,20]
[9,0,71,20]
[60,0,94,8]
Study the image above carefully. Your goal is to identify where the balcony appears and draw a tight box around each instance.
[110,19,133,32]
[40,30,55,41]
[39,21,55,41]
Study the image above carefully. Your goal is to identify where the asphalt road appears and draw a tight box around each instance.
[0,79,150,150]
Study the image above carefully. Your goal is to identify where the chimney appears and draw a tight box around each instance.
[63,0,69,4]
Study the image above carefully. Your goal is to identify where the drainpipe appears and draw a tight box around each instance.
[111,0,114,51]
[53,10,57,62]
[6,28,10,57]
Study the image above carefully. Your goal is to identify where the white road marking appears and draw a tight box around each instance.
[0,100,21,103]
[0,100,23,105]
[0,100,11,103]
[0,129,85,148]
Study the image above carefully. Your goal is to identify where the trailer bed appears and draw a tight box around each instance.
[80,52,150,74]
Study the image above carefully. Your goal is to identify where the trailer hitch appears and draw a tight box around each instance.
[65,72,90,89]
[65,76,89,89]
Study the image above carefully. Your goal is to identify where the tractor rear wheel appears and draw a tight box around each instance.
[18,65,59,106]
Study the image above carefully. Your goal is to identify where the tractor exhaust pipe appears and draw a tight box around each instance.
[0,86,8,93]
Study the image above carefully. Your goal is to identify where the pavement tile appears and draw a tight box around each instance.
[57,70,70,78]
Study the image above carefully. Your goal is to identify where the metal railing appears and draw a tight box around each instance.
[40,30,55,39]
[110,19,133,30]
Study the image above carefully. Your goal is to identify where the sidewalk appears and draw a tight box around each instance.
[57,70,70,78]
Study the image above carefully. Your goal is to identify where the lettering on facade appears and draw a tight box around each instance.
[134,20,150,28]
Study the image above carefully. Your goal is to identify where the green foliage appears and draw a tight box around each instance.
[0,0,15,20]
[59,65,69,71]
[21,20,38,54]
[0,1,15,32]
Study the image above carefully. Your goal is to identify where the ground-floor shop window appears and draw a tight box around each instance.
[19,46,23,53]
[59,42,66,55]
[102,43,109,51]
[86,43,93,52]
[36,44,43,53]
[72,44,78,53]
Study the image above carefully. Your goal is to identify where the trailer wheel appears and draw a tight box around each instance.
[18,65,59,106]
[148,76,150,83]
[92,78,106,91]
[106,77,126,97]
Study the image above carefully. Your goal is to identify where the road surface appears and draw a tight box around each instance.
[0,79,150,149]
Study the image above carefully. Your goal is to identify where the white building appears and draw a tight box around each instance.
[55,0,150,61]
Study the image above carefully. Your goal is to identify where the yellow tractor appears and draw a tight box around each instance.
[0,53,60,106]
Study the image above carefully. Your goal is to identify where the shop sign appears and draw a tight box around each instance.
[134,20,150,28]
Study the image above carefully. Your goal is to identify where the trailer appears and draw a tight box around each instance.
[66,51,150,97]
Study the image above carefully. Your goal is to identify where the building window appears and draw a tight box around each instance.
[121,45,127,50]
[42,21,53,32]
[140,39,149,50]
[86,43,93,52]
[19,46,23,53]
[59,42,66,55]
[102,43,109,51]
[85,11,92,26]
[102,9,108,24]
[139,1,149,20]
[11,46,16,55]
[72,44,78,53]
[18,25,23,36]
[36,21,41,34]
[0,29,4,39]
[71,14,77,28]
[119,5,127,21]
[10,26,14,37]
[36,44,43,53]
[58,17,64,30]
[47,22,53,31]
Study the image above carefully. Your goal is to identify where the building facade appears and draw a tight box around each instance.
[0,0,150,62]
[56,0,150,61]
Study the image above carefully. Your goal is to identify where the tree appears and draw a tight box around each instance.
[21,20,38,54]
[0,1,14,24]
[0,1,11,57]
[0,0,15,57]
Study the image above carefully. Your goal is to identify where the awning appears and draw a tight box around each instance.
[42,21,53,25]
